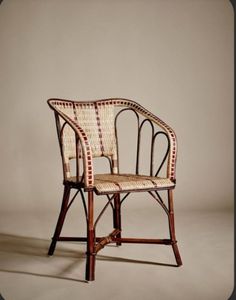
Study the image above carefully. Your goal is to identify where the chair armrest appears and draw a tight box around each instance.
[49,105,94,188]
[127,100,177,182]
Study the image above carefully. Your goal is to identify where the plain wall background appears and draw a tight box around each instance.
[0,0,233,214]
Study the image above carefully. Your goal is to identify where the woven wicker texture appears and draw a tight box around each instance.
[69,173,175,194]
[60,105,77,161]
[55,102,117,159]
[74,103,117,157]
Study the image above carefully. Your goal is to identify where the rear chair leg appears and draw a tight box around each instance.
[85,191,96,281]
[48,185,71,256]
[168,189,182,266]
[113,193,122,246]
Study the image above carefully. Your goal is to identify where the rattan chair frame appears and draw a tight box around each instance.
[47,98,182,281]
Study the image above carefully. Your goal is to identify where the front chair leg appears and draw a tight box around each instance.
[48,185,71,256]
[85,191,96,281]
[113,193,122,246]
[168,189,183,266]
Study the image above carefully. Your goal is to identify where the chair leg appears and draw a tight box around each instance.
[167,189,183,266]
[48,185,71,256]
[85,191,96,281]
[113,193,122,246]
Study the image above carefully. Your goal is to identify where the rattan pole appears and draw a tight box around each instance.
[48,185,71,255]
[85,191,96,281]
[168,190,182,266]
[113,193,122,246]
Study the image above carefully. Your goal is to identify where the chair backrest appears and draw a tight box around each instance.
[53,100,117,157]
[48,99,119,180]
[48,98,177,186]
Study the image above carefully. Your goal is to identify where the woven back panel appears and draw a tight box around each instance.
[58,103,76,161]
[54,101,117,161]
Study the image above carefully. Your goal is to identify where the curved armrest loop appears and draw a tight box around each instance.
[125,100,177,182]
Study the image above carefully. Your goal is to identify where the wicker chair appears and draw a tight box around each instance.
[47,98,182,281]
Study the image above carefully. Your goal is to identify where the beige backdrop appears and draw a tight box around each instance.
[0,0,233,212]
[0,0,234,299]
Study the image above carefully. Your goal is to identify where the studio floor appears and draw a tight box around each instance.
[0,206,233,300]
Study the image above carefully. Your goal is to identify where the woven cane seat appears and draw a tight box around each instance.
[69,174,175,194]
